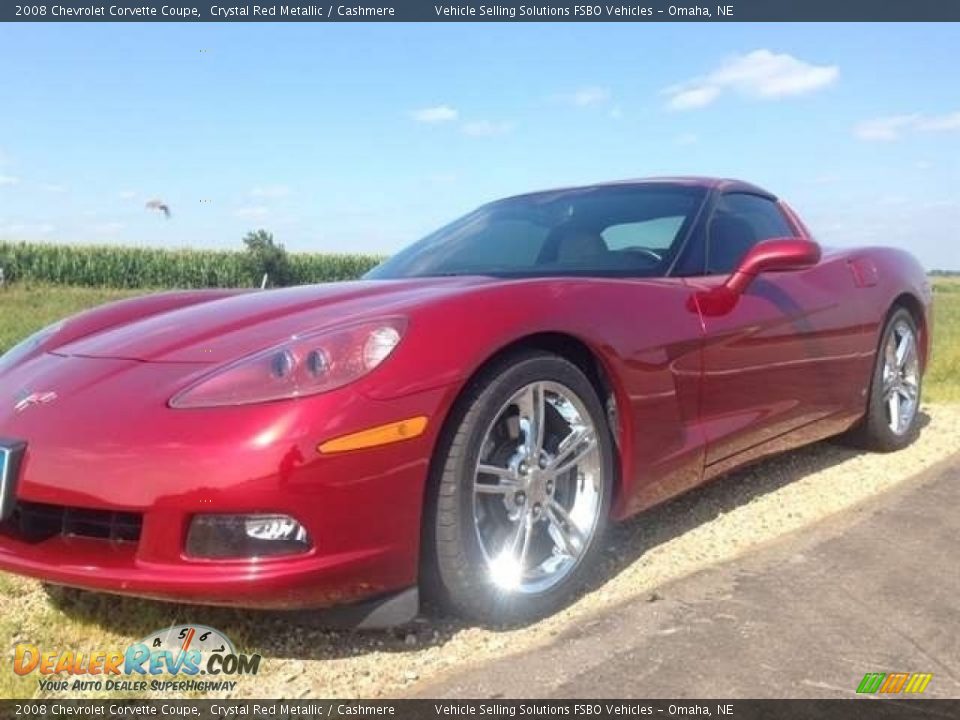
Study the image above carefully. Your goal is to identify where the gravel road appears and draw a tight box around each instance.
[7,403,960,700]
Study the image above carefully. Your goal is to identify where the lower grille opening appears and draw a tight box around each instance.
[0,501,142,544]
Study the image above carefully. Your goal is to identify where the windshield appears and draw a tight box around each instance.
[366,184,707,279]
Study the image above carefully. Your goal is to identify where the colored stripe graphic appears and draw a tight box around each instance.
[880,673,910,693]
[857,672,932,694]
[857,673,885,693]
[903,673,934,693]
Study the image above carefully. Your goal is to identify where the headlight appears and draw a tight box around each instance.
[0,321,66,374]
[169,317,406,409]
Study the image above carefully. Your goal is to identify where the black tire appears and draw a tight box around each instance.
[847,307,922,452]
[425,350,614,624]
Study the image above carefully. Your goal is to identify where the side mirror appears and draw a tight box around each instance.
[725,237,821,295]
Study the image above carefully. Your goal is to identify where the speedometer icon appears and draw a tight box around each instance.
[140,625,235,655]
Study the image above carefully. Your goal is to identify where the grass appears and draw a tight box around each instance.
[926,277,960,402]
[0,284,139,355]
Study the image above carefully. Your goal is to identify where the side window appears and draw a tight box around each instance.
[707,193,793,274]
[601,216,686,251]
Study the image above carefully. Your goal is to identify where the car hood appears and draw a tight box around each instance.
[53,277,492,363]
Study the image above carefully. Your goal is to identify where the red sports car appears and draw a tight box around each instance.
[0,178,931,626]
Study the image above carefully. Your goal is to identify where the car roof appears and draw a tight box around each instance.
[496,176,777,203]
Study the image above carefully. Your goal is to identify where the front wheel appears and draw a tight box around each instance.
[427,351,614,623]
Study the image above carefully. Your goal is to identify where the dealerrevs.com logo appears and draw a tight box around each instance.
[14,625,261,693]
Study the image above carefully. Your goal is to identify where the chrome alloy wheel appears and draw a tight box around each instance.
[472,381,604,594]
[882,319,920,435]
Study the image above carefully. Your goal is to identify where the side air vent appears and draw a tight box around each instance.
[0,501,142,544]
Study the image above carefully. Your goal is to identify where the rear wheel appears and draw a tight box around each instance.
[428,351,614,623]
[850,308,922,451]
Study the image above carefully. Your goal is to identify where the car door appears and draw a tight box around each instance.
[687,192,867,472]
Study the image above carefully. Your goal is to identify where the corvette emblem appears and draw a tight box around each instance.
[14,390,58,413]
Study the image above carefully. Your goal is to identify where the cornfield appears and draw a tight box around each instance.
[0,241,383,289]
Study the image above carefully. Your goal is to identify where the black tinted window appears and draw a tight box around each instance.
[366,185,707,279]
[437,219,548,269]
[707,193,793,274]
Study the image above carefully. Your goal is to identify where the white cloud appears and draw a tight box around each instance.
[0,223,55,236]
[878,194,908,206]
[411,105,459,124]
[675,133,699,146]
[667,85,721,110]
[854,111,960,141]
[664,49,838,110]
[461,120,511,137]
[854,114,920,141]
[923,198,958,209]
[0,175,20,186]
[917,111,960,132]
[250,184,291,199]
[91,221,124,235]
[558,86,611,107]
[118,190,138,200]
[235,206,269,220]
[39,183,66,193]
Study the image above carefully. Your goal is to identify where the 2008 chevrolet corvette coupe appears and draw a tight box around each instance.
[0,178,931,625]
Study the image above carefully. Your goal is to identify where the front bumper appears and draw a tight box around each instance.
[0,530,394,608]
[0,354,456,611]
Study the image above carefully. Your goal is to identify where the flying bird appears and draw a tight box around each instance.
[146,199,171,218]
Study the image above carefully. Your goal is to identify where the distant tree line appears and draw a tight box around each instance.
[0,231,383,290]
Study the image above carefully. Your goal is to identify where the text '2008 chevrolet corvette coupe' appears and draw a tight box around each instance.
[0,178,931,625]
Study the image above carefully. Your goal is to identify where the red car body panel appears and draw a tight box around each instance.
[0,178,933,612]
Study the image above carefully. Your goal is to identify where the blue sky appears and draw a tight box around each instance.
[0,22,958,269]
